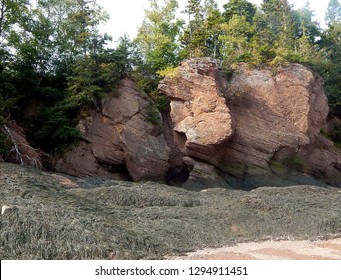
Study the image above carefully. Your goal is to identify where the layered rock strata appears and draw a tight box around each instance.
[159,58,341,187]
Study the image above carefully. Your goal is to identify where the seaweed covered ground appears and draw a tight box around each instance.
[0,163,341,259]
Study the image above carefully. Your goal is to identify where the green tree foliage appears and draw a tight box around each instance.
[253,0,296,63]
[67,37,133,111]
[181,0,205,57]
[135,0,183,71]
[285,2,322,63]
[222,0,256,24]
[0,0,30,46]
[325,0,341,26]
[0,0,32,156]
[1,0,341,155]
[35,36,135,152]
[0,0,127,153]
[319,21,341,117]
[34,100,80,153]
[293,2,321,44]
[181,0,222,58]
[134,0,183,114]
[219,15,254,63]
[201,0,224,58]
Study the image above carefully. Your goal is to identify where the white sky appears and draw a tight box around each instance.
[97,0,329,44]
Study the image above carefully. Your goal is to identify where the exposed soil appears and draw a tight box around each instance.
[1,163,340,260]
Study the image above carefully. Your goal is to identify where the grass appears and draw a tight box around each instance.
[0,163,340,259]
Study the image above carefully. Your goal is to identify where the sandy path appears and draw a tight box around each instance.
[167,238,341,260]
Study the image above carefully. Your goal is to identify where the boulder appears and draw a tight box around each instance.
[55,79,170,181]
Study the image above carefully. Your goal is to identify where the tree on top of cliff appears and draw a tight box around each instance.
[222,0,256,24]
[180,0,223,58]
[1,0,341,156]
[219,15,254,63]
[325,0,341,26]
[133,0,183,112]
[134,0,183,72]
[319,14,341,118]
[0,0,135,153]
[253,0,296,62]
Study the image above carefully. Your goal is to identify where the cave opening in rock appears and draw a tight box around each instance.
[166,164,191,186]
[107,164,132,181]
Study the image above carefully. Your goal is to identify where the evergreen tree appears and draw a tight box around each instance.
[201,0,223,58]
[181,0,222,58]
[254,0,296,62]
[181,0,205,57]
[293,2,321,44]
[319,21,341,117]
[219,15,254,63]
[67,36,134,111]
[325,0,341,26]
[289,3,322,63]
[222,0,256,24]
[135,0,183,70]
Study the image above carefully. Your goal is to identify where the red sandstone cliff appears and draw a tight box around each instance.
[55,79,171,181]
[159,58,341,187]
[53,58,341,187]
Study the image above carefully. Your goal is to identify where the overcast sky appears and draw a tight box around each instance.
[97,0,329,44]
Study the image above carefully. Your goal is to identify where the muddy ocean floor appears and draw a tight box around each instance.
[0,163,340,259]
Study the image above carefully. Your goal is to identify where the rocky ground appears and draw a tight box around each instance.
[0,163,341,260]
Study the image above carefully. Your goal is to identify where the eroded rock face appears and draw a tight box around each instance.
[160,59,341,186]
[55,59,341,187]
[182,157,231,190]
[223,63,329,167]
[55,79,170,181]
[159,58,234,164]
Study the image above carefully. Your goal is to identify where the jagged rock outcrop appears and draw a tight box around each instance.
[55,79,170,181]
[159,58,341,187]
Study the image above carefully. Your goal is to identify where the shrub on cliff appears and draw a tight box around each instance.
[34,102,80,153]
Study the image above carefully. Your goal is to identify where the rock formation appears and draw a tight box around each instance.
[223,63,328,166]
[158,58,233,165]
[55,79,170,181]
[53,58,341,187]
[159,58,341,187]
